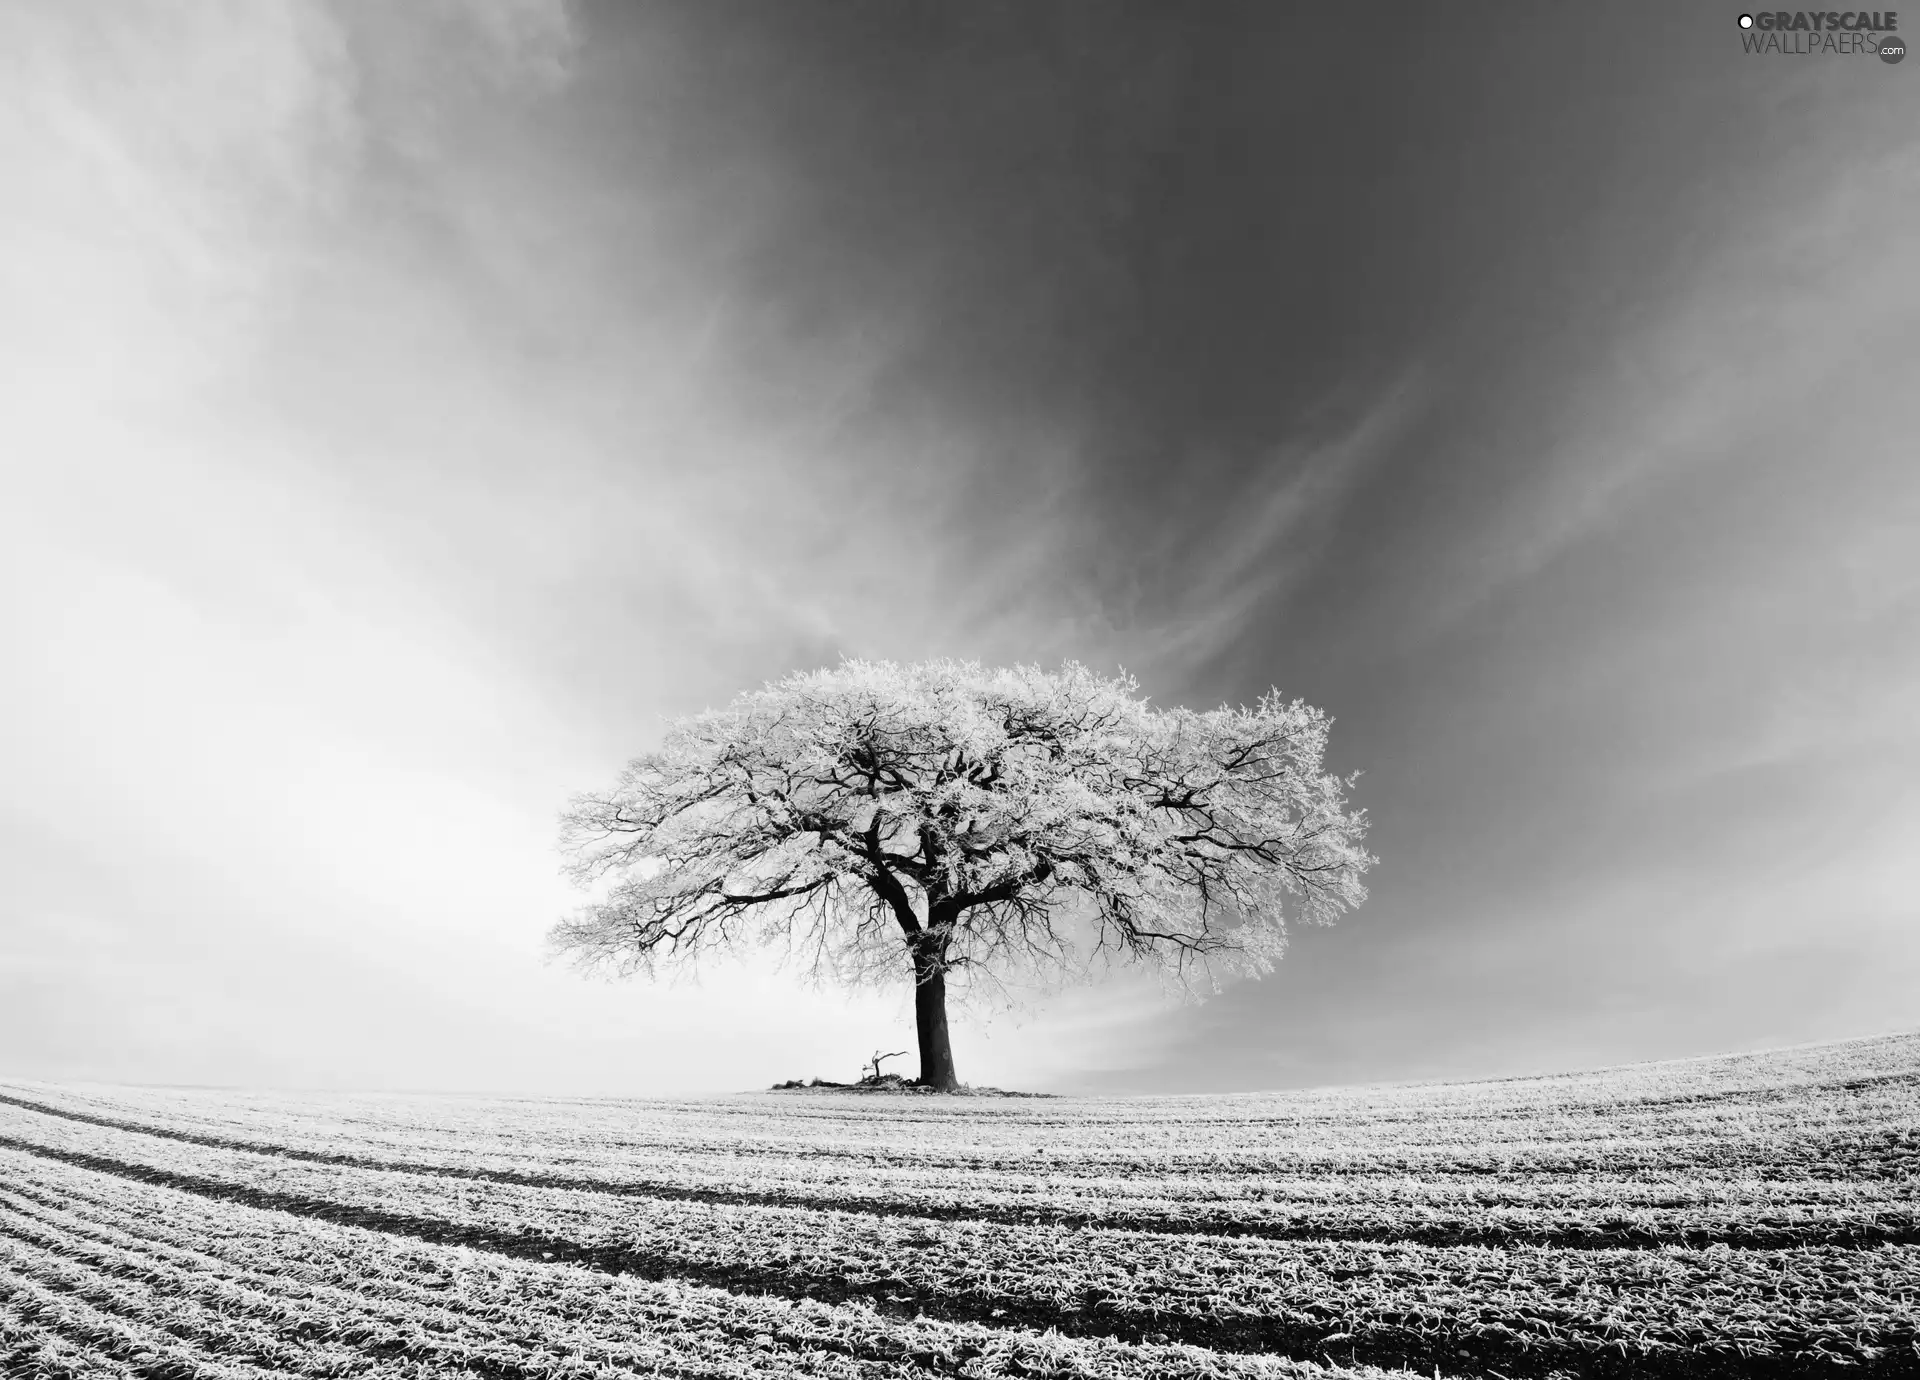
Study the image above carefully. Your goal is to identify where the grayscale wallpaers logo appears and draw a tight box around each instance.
[1737,10,1904,57]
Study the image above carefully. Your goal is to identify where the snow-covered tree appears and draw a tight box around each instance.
[548,659,1374,1091]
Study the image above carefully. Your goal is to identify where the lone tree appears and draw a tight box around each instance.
[549,659,1374,1091]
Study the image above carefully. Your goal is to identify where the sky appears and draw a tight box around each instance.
[1,1,1915,1097]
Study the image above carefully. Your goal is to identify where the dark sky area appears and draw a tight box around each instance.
[2,2,1914,1093]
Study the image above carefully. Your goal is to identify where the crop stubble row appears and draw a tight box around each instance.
[0,1085,1913,1247]
[0,1148,1382,1380]
[1,1106,1914,1375]
[2,1031,1915,1379]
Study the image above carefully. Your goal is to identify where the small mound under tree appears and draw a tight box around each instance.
[549,659,1374,1091]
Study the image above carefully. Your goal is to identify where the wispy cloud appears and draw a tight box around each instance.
[1136,372,1426,673]
[1411,136,1920,647]
[956,372,1427,689]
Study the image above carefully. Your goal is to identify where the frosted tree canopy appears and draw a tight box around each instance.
[549,658,1374,1087]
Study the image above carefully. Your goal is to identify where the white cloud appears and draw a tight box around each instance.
[1139,372,1425,672]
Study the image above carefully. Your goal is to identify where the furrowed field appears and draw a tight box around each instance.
[3,1033,1916,1380]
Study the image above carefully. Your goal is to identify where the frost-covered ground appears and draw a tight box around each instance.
[2,1031,1916,1378]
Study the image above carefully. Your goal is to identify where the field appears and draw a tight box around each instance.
[2,1033,1916,1379]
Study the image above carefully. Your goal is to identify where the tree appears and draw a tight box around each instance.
[548,659,1374,1091]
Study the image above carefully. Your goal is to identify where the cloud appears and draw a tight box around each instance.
[0,4,351,411]
[956,372,1426,690]
[1411,133,1920,647]
[446,0,577,90]
[1137,372,1426,672]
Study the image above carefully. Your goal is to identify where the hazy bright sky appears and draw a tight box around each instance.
[2,2,1915,1096]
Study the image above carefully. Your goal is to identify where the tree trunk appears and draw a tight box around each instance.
[911,955,960,1091]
